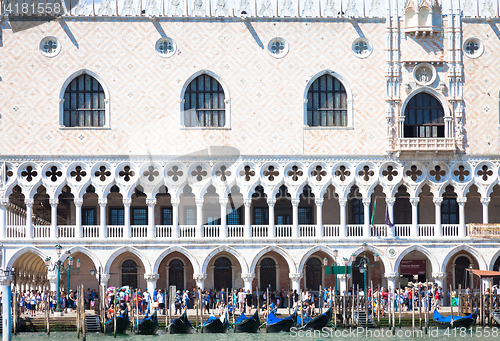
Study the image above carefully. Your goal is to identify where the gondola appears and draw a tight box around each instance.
[202,309,230,333]
[168,310,193,334]
[104,307,130,335]
[233,310,260,333]
[134,309,159,335]
[297,306,333,331]
[433,308,477,329]
[266,309,297,333]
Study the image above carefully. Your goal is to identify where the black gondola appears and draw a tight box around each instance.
[168,310,193,334]
[266,310,297,333]
[433,308,477,329]
[234,311,260,333]
[104,307,130,335]
[202,309,230,333]
[134,309,159,335]
[297,307,333,331]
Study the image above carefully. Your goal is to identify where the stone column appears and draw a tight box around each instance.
[47,273,58,292]
[386,197,396,238]
[457,197,467,238]
[363,198,371,238]
[481,197,490,224]
[339,198,347,238]
[244,199,252,238]
[219,198,228,238]
[194,274,206,290]
[171,198,180,239]
[0,198,7,240]
[0,274,12,341]
[146,198,156,239]
[338,274,350,294]
[289,273,302,293]
[242,273,255,293]
[25,198,34,239]
[145,274,159,294]
[410,197,419,238]
[123,198,132,239]
[315,198,324,238]
[267,199,276,238]
[74,198,83,239]
[385,272,398,291]
[433,197,443,237]
[432,272,446,290]
[98,198,107,239]
[50,198,58,239]
[101,274,110,289]
[195,199,204,239]
[292,199,299,238]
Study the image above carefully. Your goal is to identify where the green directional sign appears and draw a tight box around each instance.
[325,265,351,275]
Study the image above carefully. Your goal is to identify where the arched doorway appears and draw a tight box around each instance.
[12,251,48,292]
[169,259,184,291]
[305,258,322,291]
[454,256,471,289]
[398,250,432,287]
[121,260,138,288]
[260,258,276,291]
[214,257,232,290]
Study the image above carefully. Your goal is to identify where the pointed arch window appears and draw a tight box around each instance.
[404,92,444,138]
[183,74,226,128]
[306,74,347,127]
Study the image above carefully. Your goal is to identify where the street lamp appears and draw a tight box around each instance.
[351,244,379,316]
[324,249,340,295]
[469,264,473,293]
[45,244,81,313]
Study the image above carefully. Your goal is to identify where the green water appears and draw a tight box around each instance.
[8,327,500,340]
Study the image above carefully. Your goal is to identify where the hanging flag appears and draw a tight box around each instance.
[385,205,395,228]
[370,197,376,226]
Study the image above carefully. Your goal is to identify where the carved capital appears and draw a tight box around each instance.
[146,198,156,207]
[241,273,255,281]
[433,197,443,205]
[219,198,229,206]
[291,199,300,206]
[385,197,396,205]
[25,198,35,206]
[432,272,446,280]
[289,273,303,280]
[267,199,276,207]
[243,199,252,207]
[0,274,12,286]
[457,197,467,204]
[98,198,108,206]
[409,197,420,206]
[338,198,348,206]
[193,274,207,281]
[0,198,8,207]
[480,197,491,205]
[315,198,324,207]
[47,273,58,282]
[171,198,181,206]
[195,198,204,206]
[122,198,132,206]
[73,198,83,207]
[384,272,398,280]
[144,273,160,282]
[49,198,59,206]
[362,198,371,206]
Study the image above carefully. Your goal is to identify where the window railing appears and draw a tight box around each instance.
[396,138,455,151]
[347,225,363,237]
[323,225,340,237]
[395,224,411,237]
[179,225,196,238]
[58,225,76,238]
[107,225,124,238]
[34,225,50,239]
[204,225,220,238]
[276,225,292,238]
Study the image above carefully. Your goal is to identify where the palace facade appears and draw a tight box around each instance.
[1,0,500,298]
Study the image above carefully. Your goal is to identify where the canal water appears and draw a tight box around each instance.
[8,327,500,340]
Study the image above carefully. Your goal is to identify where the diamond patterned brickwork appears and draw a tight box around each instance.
[0,18,387,156]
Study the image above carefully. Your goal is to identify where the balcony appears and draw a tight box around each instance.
[396,138,455,152]
[1,223,471,241]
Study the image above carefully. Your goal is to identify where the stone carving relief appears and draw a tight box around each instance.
[215,0,229,16]
[169,0,183,15]
[192,0,206,16]
[323,0,336,17]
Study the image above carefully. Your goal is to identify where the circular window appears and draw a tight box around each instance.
[39,36,61,57]
[352,37,372,58]
[267,37,289,59]
[412,63,436,86]
[463,38,484,59]
[155,37,177,58]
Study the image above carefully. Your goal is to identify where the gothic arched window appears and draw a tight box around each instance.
[306,74,347,127]
[63,74,106,127]
[213,256,232,290]
[404,93,444,138]
[183,74,226,127]
[121,259,138,288]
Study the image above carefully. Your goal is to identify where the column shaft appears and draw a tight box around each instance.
[147,199,156,239]
[481,198,490,224]
[292,199,299,238]
[315,199,323,238]
[363,198,370,238]
[220,199,228,238]
[434,198,443,237]
[26,199,34,239]
[172,199,180,239]
[386,198,395,238]
[74,199,83,239]
[244,199,251,238]
[0,199,7,240]
[457,197,466,238]
[195,199,204,239]
[339,198,347,238]
[123,199,131,239]
[268,199,276,238]
[410,197,419,238]
[50,199,58,239]
[98,199,107,239]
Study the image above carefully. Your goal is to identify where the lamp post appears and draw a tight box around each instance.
[45,244,81,314]
[469,263,473,293]
[351,243,379,315]
[343,257,349,295]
